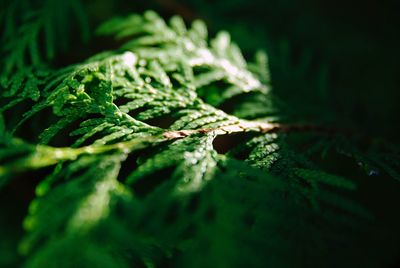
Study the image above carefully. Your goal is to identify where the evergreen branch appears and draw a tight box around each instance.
[163,121,357,139]
[0,120,358,176]
[0,136,159,175]
[0,0,89,75]
[0,8,398,268]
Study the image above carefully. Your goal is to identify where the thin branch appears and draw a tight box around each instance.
[162,121,352,140]
[0,121,352,174]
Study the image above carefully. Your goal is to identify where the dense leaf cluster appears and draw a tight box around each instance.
[1,2,399,267]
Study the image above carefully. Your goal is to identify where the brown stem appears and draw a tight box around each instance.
[162,121,351,140]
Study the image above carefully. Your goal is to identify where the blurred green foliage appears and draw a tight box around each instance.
[1,0,400,267]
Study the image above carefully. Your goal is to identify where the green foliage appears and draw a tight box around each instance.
[0,5,399,268]
[0,0,89,75]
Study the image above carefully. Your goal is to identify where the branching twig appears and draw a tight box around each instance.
[0,121,353,174]
[163,121,352,139]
